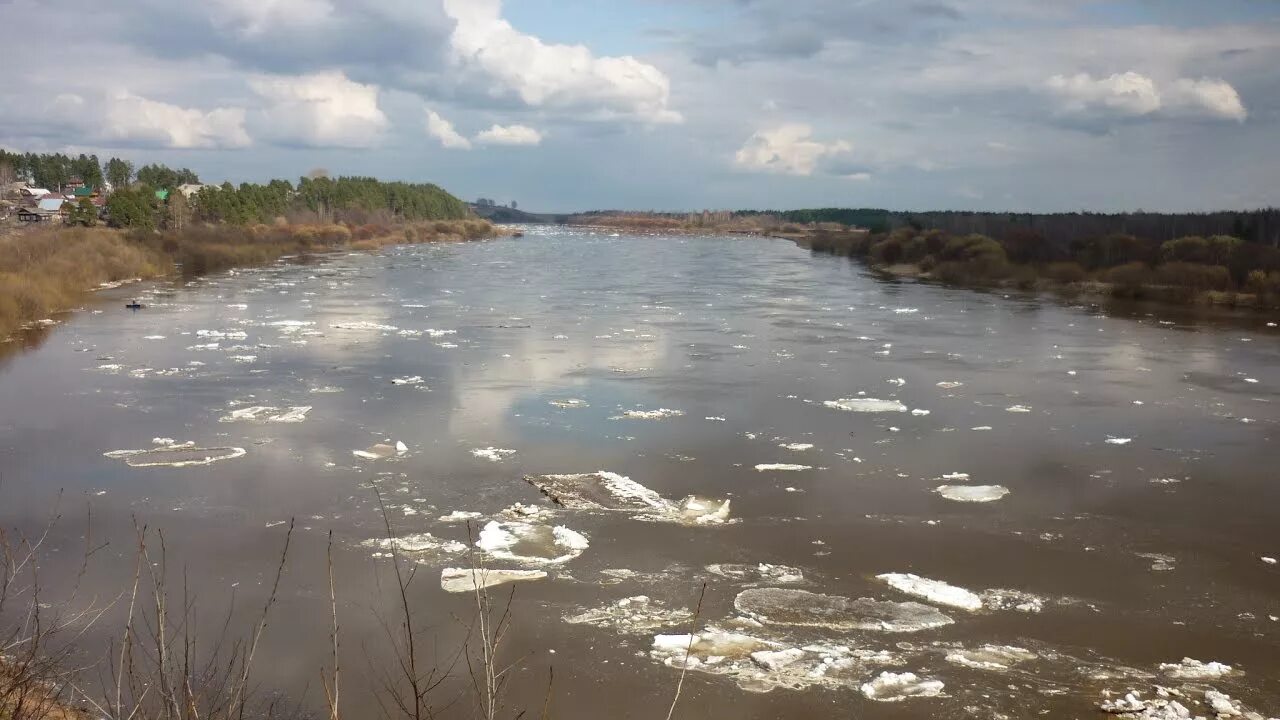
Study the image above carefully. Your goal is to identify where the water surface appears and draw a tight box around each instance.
[1,227,1277,718]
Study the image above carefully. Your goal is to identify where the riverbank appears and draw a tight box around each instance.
[0,219,509,341]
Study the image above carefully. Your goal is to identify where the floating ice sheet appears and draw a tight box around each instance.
[1158,657,1233,680]
[944,644,1037,671]
[706,563,804,585]
[525,472,733,525]
[104,443,246,468]
[219,406,312,423]
[471,447,517,462]
[476,521,588,565]
[823,398,908,413]
[648,630,892,693]
[754,463,812,472]
[564,595,693,633]
[612,408,685,420]
[363,533,467,556]
[935,485,1010,503]
[860,671,944,702]
[877,573,983,611]
[440,568,546,593]
[549,399,588,409]
[734,588,953,633]
[353,441,408,460]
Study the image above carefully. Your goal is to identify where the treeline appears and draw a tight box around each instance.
[0,150,201,192]
[99,176,470,231]
[187,177,469,226]
[745,208,1280,249]
[0,150,106,190]
[810,225,1280,307]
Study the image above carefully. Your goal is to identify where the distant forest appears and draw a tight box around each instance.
[755,208,1280,249]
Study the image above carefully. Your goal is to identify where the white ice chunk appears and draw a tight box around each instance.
[1158,657,1233,680]
[944,645,1037,671]
[471,447,517,462]
[440,568,546,593]
[860,671,945,702]
[754,463,812,472]
[935,485,1009,503]
[612,408,685,420]
[876,573,984,611]
[824,398,908,413]
[476,521,588,565]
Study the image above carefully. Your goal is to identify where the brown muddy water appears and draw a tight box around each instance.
[1,226,1278,719]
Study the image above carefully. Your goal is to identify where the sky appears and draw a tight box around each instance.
[1,0,1277,213]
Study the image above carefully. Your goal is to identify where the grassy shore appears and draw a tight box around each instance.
[0,219,505,340]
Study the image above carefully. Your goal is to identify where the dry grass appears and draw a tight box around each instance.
[0,220,502,341]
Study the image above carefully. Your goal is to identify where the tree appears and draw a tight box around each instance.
[105,188,158,230]
[511,200,518,210]
[67,197,98,227]
[104,157,134,190]
[165,189,191,231]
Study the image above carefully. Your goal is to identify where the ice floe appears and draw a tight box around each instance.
[936,381,964,389]
[440,568,546,593]
[331,321,398,331]
[525,472,733,525]
[391,376,424,386]
[754,463,812,472]
[779,443,814,451]
[438,510,483,523]
[104,443,246,468]
[734,588,953,633]
[612,408,685,420]
[823,398,908,413]
[860,671,945,702]
[944,644,1037,671]
[564,596,693,633]
[935,484,1010,503]
[219,406,312,423]
[1158,657,1234,680]
[706,563,804,585]
[1006,405,1032,413]
[1106,437,1134,445]
[648,630,894,693]
[476,521,588,565]
[471,447,517,462]
[549,399,588,409]
[876,573,984,611]
[362,533,467,556]
[353,441,408,460]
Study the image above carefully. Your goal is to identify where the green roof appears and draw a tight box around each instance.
[73,186,94,197]
[155,189,169,201]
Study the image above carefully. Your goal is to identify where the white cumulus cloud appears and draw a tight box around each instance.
[441,0,680,124]
[734,124,852,176]
[475,124,543,146]
[92,91,249,149]
[425,109,472,149]
[1046,71,1246,121]
[249,71,388,148]
[1164,77,1247,121]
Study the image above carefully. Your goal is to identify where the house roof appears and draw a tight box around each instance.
[73,186,96,197]
[37,198,66,212]
[22,187,51,197]
[155,189,169,201]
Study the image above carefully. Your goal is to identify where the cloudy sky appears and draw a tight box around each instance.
[2,0,1277,212]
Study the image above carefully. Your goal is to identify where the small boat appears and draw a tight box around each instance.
[125,301,144,310]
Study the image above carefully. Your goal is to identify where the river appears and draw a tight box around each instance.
[1,226,1277,718]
